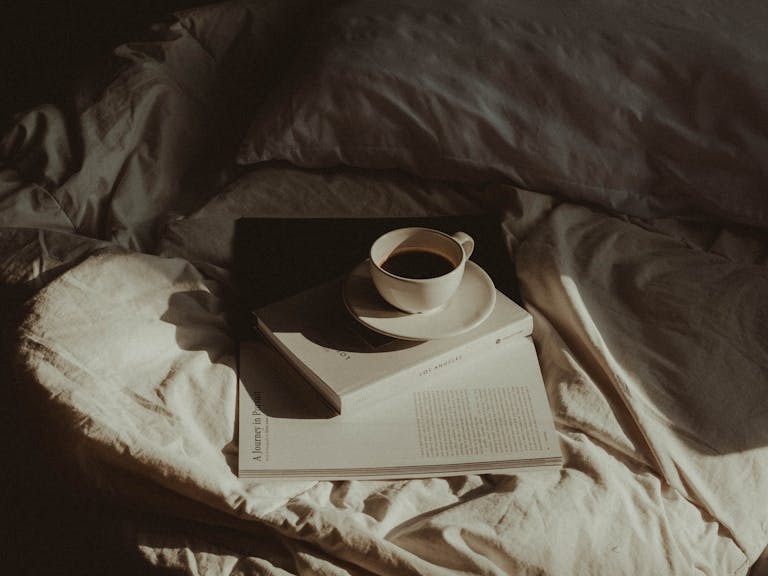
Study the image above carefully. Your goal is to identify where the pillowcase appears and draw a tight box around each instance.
[237,0,768,228]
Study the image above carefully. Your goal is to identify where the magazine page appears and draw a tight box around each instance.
[238,336,561,480]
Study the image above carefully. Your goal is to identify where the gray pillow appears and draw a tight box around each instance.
[237,0,768,228]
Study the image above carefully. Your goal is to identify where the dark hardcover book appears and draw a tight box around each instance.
[233,214,520,338]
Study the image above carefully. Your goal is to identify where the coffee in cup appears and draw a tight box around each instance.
[369,227,474,313]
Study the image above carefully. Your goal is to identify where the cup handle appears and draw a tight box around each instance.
[451,231,474,260]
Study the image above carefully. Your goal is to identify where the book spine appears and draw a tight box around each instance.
[341,319,532,411]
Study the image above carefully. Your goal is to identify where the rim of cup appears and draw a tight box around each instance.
[370,227,465,282]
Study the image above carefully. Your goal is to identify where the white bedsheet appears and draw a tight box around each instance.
[4,171,763,574]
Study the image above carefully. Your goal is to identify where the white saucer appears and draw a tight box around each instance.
[342,260,496,341]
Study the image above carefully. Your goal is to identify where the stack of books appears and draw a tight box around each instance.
[235,216,562,480]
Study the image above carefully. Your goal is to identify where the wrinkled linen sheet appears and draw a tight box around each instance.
[2,1,768,575]
[6,171,768,575]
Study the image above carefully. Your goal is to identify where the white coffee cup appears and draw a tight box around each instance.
[369,227,475,313]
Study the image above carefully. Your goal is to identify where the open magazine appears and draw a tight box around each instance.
[238,336,562,480]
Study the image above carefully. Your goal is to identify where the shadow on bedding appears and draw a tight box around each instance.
[519,206,768,458]
[161,289,236,365]
[160,290,339,424]
[0,284,157,575]
[587,256,768,457]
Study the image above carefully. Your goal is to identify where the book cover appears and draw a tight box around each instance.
[238,336,562,480]
[255,279,532,413]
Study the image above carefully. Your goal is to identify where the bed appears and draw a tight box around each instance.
[1,1,767,574]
